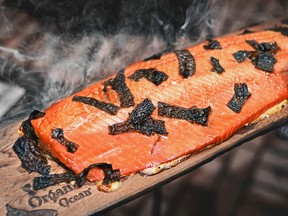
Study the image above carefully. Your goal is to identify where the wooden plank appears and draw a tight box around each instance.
[1,17,288,216]
[0,107,287,215]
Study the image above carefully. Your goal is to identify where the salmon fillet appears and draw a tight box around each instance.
[30,30,288,184]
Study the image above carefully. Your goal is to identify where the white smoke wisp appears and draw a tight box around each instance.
[0,0,287,120]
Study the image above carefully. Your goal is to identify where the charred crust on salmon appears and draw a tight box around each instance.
[128,68,169,86]
[51,128,79,153]
[72,95,120,115]
[227,83,251,113]
[158,102,211,126]
[109,98,168,136]
[103,68,135,108]
[174,49,196,78]
[233,50,251,63]
[13,137,51,175]
[203,39,222,50]
[210,57,225,74]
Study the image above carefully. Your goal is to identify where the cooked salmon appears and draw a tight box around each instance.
[30,30,288,184]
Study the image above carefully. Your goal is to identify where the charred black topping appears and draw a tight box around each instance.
[20,120,39,142]
[128,68,169,86]
[129,98,155,124]
[210,57,225,74]
[233,50,251,63]
[158,102,211,126]
[103,68,135,108]
[245,40,280,72]
[33,172,78,190]
[72,95,120,115]
[203,39,222,50]
[29,110,46,120]
[51,128,79,153]
[20,110,46,142]
[227,83,251,113]
[109,98,168,136]
[174,49,196,78]
[268,27,288,37]
[143,51,162,62]
[76,163,120,187]
[143,52,162,61]
[250,51,277,72]
[143,48,171,62]
[109,117,167,136]
[246,40,280,54]
[6,204,58,216]
[33,163,120,190]
[13,110,49,175]
[233,40,280,72]
[13,137,50,175]
[241,29,255,35]
[281,19,288,24]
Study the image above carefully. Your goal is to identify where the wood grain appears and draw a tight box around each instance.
[0,107,287,216]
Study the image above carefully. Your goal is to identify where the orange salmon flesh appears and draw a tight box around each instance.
[31,30,288,182]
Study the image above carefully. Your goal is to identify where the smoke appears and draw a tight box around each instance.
[0,0,287,120]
